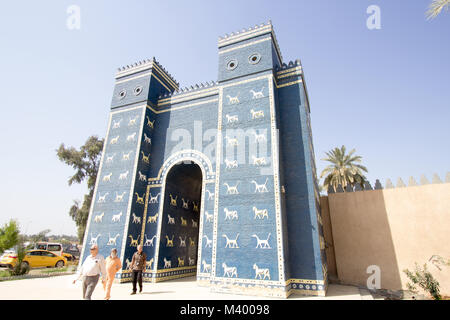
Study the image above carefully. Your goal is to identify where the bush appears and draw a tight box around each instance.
[403,263,441,300]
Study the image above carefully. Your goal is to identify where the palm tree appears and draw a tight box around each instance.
[320,146,368,192]
[427,0,450,19]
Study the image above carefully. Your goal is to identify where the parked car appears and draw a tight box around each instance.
[0,250,18,269]
[22,250,67,268]
[63,244,80,260]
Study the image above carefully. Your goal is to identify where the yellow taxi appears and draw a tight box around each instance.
[22,250,67,268]
[0,251,18,269]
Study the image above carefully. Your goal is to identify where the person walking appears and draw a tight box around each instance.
[103,248,122,300]
[73,244,106,300]
[129,244,146,294]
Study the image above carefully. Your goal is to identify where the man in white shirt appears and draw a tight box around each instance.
[73,244,107,300]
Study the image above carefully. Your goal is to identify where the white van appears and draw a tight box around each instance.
[35,242,63,256]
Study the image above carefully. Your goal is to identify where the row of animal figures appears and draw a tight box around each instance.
[225,87,265,105]
[225,108,265,125]
[201,233,271,249]
[224,131,267,147]
[201,260,271,280]
[111,115,155,130]
[104,149,151,166]
[224,155,268,169]
[119,256,270,280]
[167,194,200,212]
[223,178,269,195]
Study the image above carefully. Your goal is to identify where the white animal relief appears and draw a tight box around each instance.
[148,192,160,204]
[224,158,238,169]
[252,155,267,166]
[119,170,129,181]
[122,151,132,161]
[222,234,240,248]
[109,136,119,145]
[251,178,269,193]
[226,95,239,104]
[163,257,171,269]
[112,119,122,129]
[127,132,137,142]
[204,211,213,223]
[105,154,115,164]
[205,189,214,200]
[179,236,186,247]
[143,133,152,144]
[144,234,157,247]
[167,214,175,225]
[192,219,198,228]
[252,233,271,249]
[253,264,270,280]
[97,192,109,203]
[202,260,211,272]
[132,212,141,224]
[226,114,239,124]
[114,191,127,202]
[128,116,138,126]
[94,212,104,223]
[188,257,195,266]
[146,258,154,269]
[89,233,101,245]
[107,233,120,246]
[138,171,147,182]
[102,173,112,182]
[224,182,239,195]
[250,109,264,119]
[250,88,264,99]
[111,212,123,222]
[224,208,238,220]
[203,235,212,248]
[222,263,238,277]
[253,207,268,219]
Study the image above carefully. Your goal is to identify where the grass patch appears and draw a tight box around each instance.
[0,270,11,277]
[39,267,68,274]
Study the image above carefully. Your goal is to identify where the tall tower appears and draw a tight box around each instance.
[80,22,327,298]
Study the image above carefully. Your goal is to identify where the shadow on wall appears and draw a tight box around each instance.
[325,188,402,291]
[322,181,450,296]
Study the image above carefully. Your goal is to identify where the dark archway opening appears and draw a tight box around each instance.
[157,161,202,277]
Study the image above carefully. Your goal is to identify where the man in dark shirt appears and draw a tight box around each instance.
[129,244,147,294]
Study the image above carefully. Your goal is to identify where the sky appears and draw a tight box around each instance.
[0,1,449,236]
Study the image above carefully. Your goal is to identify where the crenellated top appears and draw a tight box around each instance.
[327,172,450,194]
[157,80,219,100]
[115,57,179,89]
[275,59,302,72]
[218,20,283,63]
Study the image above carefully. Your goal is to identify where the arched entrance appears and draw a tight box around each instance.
[155,161,203,277]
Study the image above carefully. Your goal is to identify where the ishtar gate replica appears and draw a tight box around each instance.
[80,21,327,298]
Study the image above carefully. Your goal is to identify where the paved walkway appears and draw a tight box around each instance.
[0,275,378,300]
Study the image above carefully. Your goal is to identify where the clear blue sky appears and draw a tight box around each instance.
[0,1,448,236]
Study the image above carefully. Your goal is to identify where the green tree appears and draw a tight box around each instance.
[0,220,20,255]
[320,145,368,192]
[27,229,51,244]
[427,0,450,19]
[57,136,104,242]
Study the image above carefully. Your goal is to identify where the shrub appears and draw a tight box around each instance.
[403,263,441,300]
